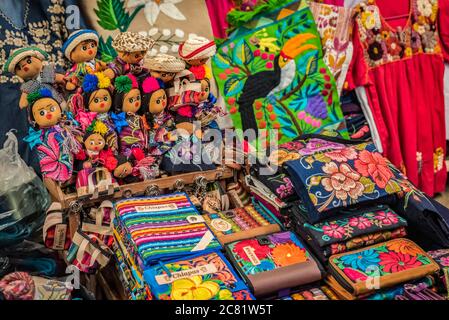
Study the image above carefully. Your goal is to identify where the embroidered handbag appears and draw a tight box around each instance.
[113,193,222,266]
[66,230,112,274]
[203,202,281,245]
[42,202,71,251]
[326,238,440,299]
[143,251,254,300]
[225,231,324,297]
[283,134,412,223]
[290,204,408,262]
[213,0,347,145]
[427,249,449,297]
[76,167,120,199]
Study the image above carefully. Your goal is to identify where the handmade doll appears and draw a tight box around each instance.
[178,35,216,80]
[62,29,115,91]
[146,54,185,84]
[109,32,154,79]
[112,74,146,157]
[140,76,177,156]
[24,88,82,183]
[80,73,119,152]
[79,120,117,170]
[111,149,159,184]
[195,78,223,130]
[4,47,66,109]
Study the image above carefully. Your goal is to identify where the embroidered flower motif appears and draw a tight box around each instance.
[404,47,413,57]
[126,0,186,26]
[417,0,433,17]
[422,31,438,52]
[386,240,421,256]
[170,276,220,300]
[433,147,444,172]
[280,141,305,152]
[305,95,328,119]
[361,11,378,30]
[354,150,394,189]
[439,257,449,267]
[36,132,72,182]
[367,41,384,61]
[271,243,308,267]
[339,249,380,271]
[349,217,373,230]
[386,36,403,56]
[321,162,365,201]
[324,147,357,162]
[379,252,423,273]
[374,211,399,226]
[276,180,294,199]
[232,239,271,262]
[323,223,346,239]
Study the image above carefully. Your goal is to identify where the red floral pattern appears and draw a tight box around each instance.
[354,150,394,189]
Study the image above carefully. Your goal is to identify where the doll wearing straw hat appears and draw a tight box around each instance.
[109,32,155,79]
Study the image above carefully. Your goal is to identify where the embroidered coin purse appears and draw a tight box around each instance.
[290,205,408,262]
[203,202,281,245]
[143,251,254,300]
[113,193,222,266]
[225,231,324,297]
[327,238,440,298]
[284,134,410,223]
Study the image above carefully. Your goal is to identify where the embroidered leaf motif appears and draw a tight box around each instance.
[309,194,318,206]
[306,57,318,76]
[233,40,254,66]
[385,180,401,194]
[314,153,331,163]
[224,76,244,96]
[416,255,431,265]
[95,0,143,32]
[213,52,232,69]
[98,36,117,63]
[360,176,376,194]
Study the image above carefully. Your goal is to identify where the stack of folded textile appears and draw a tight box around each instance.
[112,193,254,300]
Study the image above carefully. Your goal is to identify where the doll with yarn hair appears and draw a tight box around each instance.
[195,78,225,130]
[78,120,116,171]
[112,74,146,157]
[140,76,177,156]
[79,73,119,153]
[24,88,82,183]
[178,35,216,80]
[4,47,66,109]
[62,29,115,91]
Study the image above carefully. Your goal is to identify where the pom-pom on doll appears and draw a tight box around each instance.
[146,54,185,84]
[80,72,119,152]
[80,120,116,171]
[24,88,81,183]
[140,76,176,156]
[4,47,66,109]
[109,32,155,79]
[178,35,216,80]
[62,29,115,91]
[112,74,146,157]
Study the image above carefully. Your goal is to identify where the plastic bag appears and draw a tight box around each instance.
[0,131,50,231]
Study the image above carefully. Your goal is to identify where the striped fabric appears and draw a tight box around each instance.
[113,193,221,266]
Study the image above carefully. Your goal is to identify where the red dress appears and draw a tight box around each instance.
[347,0,449,196]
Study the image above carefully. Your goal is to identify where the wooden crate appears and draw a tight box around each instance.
[44,166,235,210]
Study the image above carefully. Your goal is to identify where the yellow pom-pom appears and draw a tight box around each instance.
[93,121,108,135]
[95,72,111,89]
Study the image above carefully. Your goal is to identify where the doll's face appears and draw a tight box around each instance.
[114,161,133,178]
[150,70,176,83]
[122,88,141,113]
[199,79,210,102]
[32,98,62,128]
[187,57,209,66]
[148,89,167,114]
[84,133,105,152]
[88,89,112,113]
[15,56,43,80]
[118,50,147,64]
[70,40,98,63]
